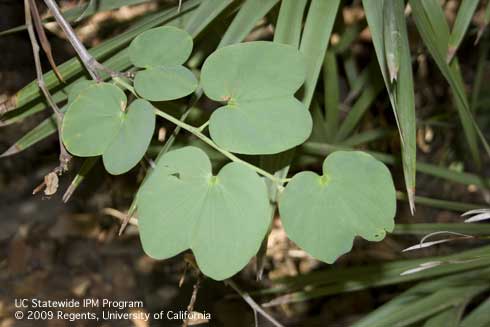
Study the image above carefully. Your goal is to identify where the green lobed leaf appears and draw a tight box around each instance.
[136,146,270,280]
[133,66,198,102]
[279,151,396,263]
[129,27,198,102]
[201,41,312,154]
[102,99,155,175]
[61,83,155,174]
[129,26,193,68]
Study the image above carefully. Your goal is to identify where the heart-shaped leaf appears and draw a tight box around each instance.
[136,146,271,280]
[62,83,155,175]
[201,41,313,154]
[129,26,198,101]
[278,151,396,263]
[66,80,96,104]
[133,66,198,102]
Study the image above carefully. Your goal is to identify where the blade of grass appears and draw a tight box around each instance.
[300,0,342,108]
[354,284,488,327]
[0,115,57,157]
[397,192,483,212]
[340,128,393,146]
[183,0,234,38]
[476,0,490,42]
[260,247,490,305]
[336,70,384,140]
[363,0,417,213]
[460,296,490,327]
[274,0,307,48]
[353,269,490,325]
[323,51,340,141]
[470,37,490,112]
[423,305,465,327]
[62,157,99,202]
[218,0,279,48]
[410,0,490,165]
[448,0,479,62]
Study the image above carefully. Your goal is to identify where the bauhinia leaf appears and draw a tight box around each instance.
[136,146,271,280]
[279,151,396,263]
[61,83,155,175]
[201,41,312,155]
[129,26,198,101]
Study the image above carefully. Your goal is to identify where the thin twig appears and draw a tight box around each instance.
[43,0,100,80]
[25,0,71,175]
[182,275,202,327]
[225,279,284,327]
[42,0,131,81]
[29,0,64,82]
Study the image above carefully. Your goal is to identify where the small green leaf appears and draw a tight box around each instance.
[102,99,155,175]
[133,66,197,101]
[62,83,155,175]
[62,83,127,156]
[136,146,270,280]
[201,41,312,154]
[67,80,97,104]
[279,151,396,263]
[129,26,193,68]
[129,26,198,101]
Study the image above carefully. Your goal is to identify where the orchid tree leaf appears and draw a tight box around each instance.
[129,26,198,101]
[136,146,271,280]
[133,66,198,101]
[102,99,155,174]
[200,41,312,154]
[278,151,396,263]
[61,83,155,175]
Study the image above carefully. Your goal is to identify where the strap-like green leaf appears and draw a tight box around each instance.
[448,0,479,62]
[363,0,417,212]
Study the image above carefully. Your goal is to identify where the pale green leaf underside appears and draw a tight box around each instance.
[134,66,198,101]
[128,26,193,68]
[129,27,197,102]
[201,41,312,154]
[102,99,155,174]
[62,83,127,156]
[279,151,396,263]
[209,97,312,154]
[62,83,155,175]
[66,79,96,105]
[136,146,270,280]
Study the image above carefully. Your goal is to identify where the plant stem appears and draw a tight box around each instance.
[225,279,284,327]
[25,0,71,174]
[197,120,209,132]
[153,108,284,184]
[43,0,101,80]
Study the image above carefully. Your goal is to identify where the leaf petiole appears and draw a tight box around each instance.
[153,108,287,185]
